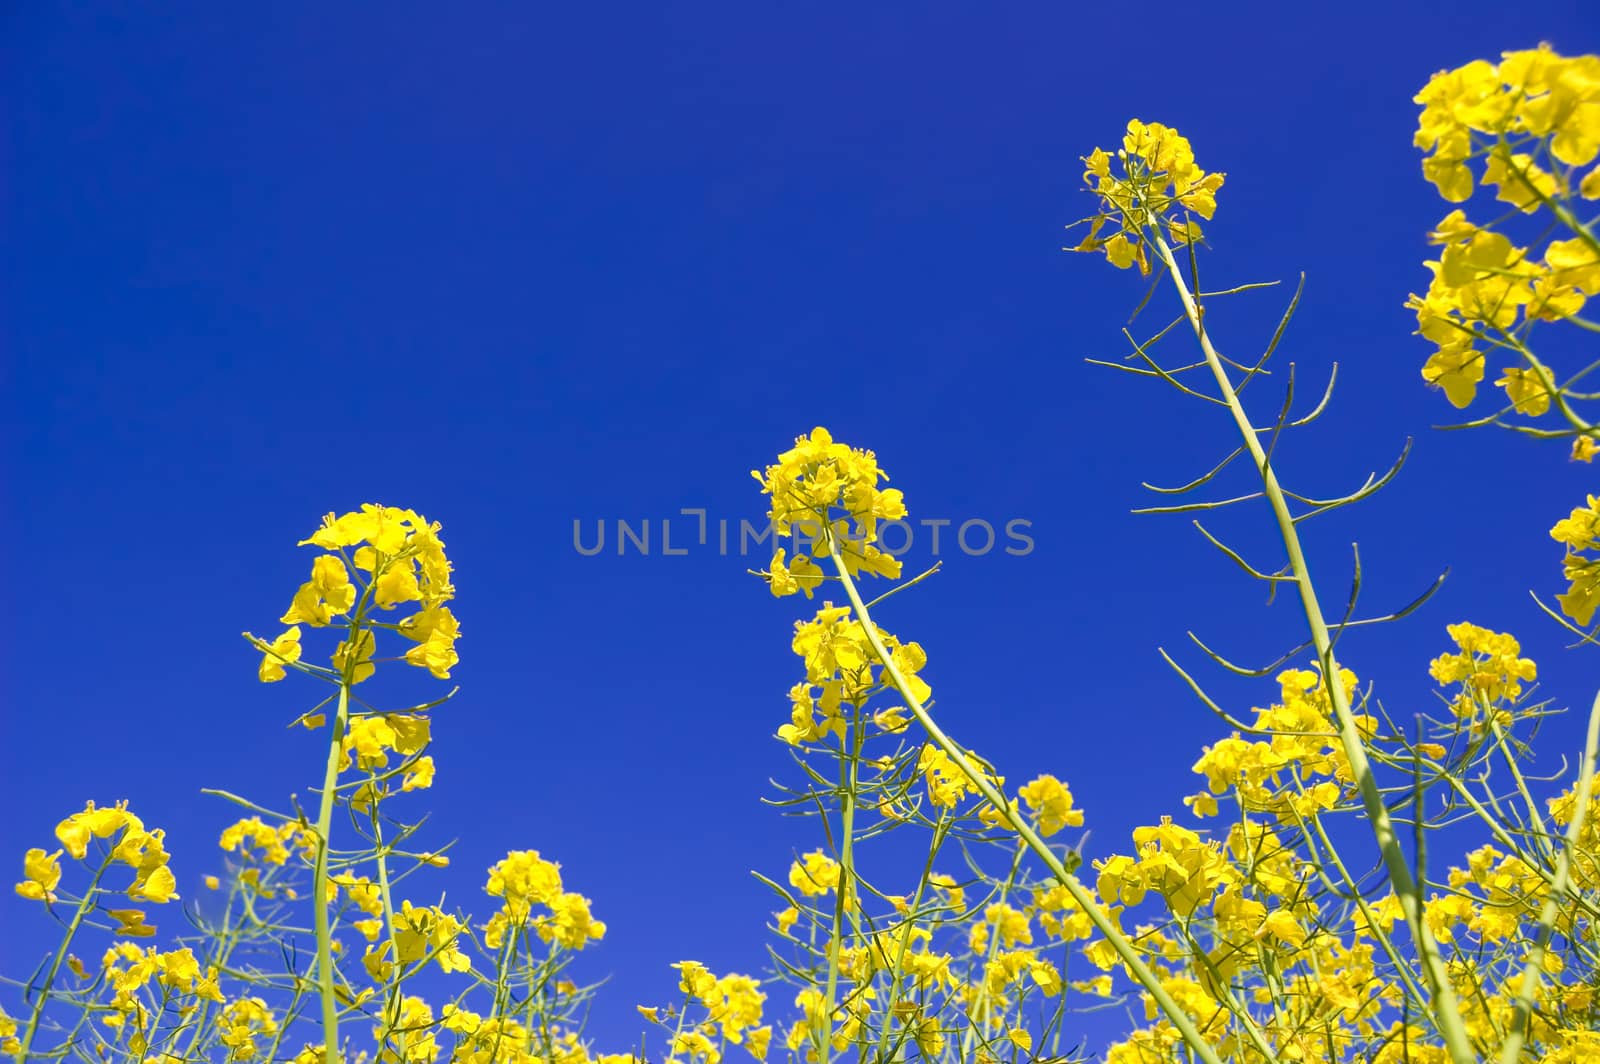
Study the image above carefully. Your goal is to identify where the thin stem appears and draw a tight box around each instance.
[818,691,863,1064]
[312,678,353,1064]
[1498,686,1600,1064]
[16,853,112,1062]
[823,535,1230,1064]
[1148,226,1476,1064]
[369,778,403,1057]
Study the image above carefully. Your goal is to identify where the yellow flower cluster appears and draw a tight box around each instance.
[1073,119,1225,274]
[753,427,906,597]
[219,815,318,867]
[361,900,471,981]
[787,851,841,898]
[670,961,772,1055]
[1427,621,1539,715]
[14,802,178,909]
[431,1008,631,1064]
[11,508,643,1064]
[340,712,435,794]
[918,744,1002,824]
[1551,494,1600,625]
[257,504,461,687]
[1016,774,1084,837]
[1186,667,1371,820]
[778,605,932,748]
[751,426,1108,1064]
[482,849,607,952]
[218,996,280,1061]
[795,609,927,704]
[1409,45,1600,448]
[100,943,225,1054]
[0,1005,17,1056]
[16,75,1600,1064]
[1410,213,1600,409]
[1548,783,1600,889]
[1414,46,1600,203]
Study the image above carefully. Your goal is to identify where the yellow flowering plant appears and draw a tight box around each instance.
[1406,45,1600,653]
[1052,100,1598,1064]
[8,506,632,1064]
[1409,44,1600,460]
[8,44,1600,1064]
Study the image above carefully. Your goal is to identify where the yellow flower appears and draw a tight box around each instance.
[310,555,356,610]
[389,901,471,974]
[485,850,564,918]
[984,903,1032,947]
[1018,774,1084,836]
[671,1029,721,1064]
[1074,120,1224,274]
[763,548,824,599]
[709,973,766,1043]
[534,891,606,950]
[1552,494,1600,625]
[1420,341,1485,408]
[1429,622,1539,703]
[218,997,279,1061]
[373,564,422,610]
[675,960,719,1003]
[280,555,357,627]
[1547,235,1600,295]
[1093,851,1148,908]
[1482,148,1558,212]
[0,1005,18,1056]
[341,715,399,772]
[301,504,409,554]
[332,630,375,684]
[257,627,302,683]
[752,428,905,565]
[15,848,63,903]
[329,873,384,916]
[56,801,139,859]
[917,745,987,809]
[129,864,178,904]
[398,605,460,679]
[787,851,840,898]
[1496,366,1551,415]
[400,755,435,792]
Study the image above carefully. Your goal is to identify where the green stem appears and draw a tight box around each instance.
[179,889,241,1060]
[960,841,1026,1061]
[819,694,863,1064]
[367,774,404,1055]
[1498,686,1600,1064]
[870,814,949,1064]
[312,679,353,1064]
[1148,227,1476,1064]
[1487,712,1553,858]
[823,536,1229,1064]
[16,854,111,1062]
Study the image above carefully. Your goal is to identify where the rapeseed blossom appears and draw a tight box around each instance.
[253,504,461,689]
[1551,494,1600,625]
[753,427,906,595]
[1072,119,1225,274]
[11,55,1600,1064]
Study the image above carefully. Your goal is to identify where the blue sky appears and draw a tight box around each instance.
[4,1,1598,1054]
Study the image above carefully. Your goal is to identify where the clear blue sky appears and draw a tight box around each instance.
[4,2,1598,1053]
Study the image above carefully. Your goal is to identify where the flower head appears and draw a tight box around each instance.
[1073,120,1225,274]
